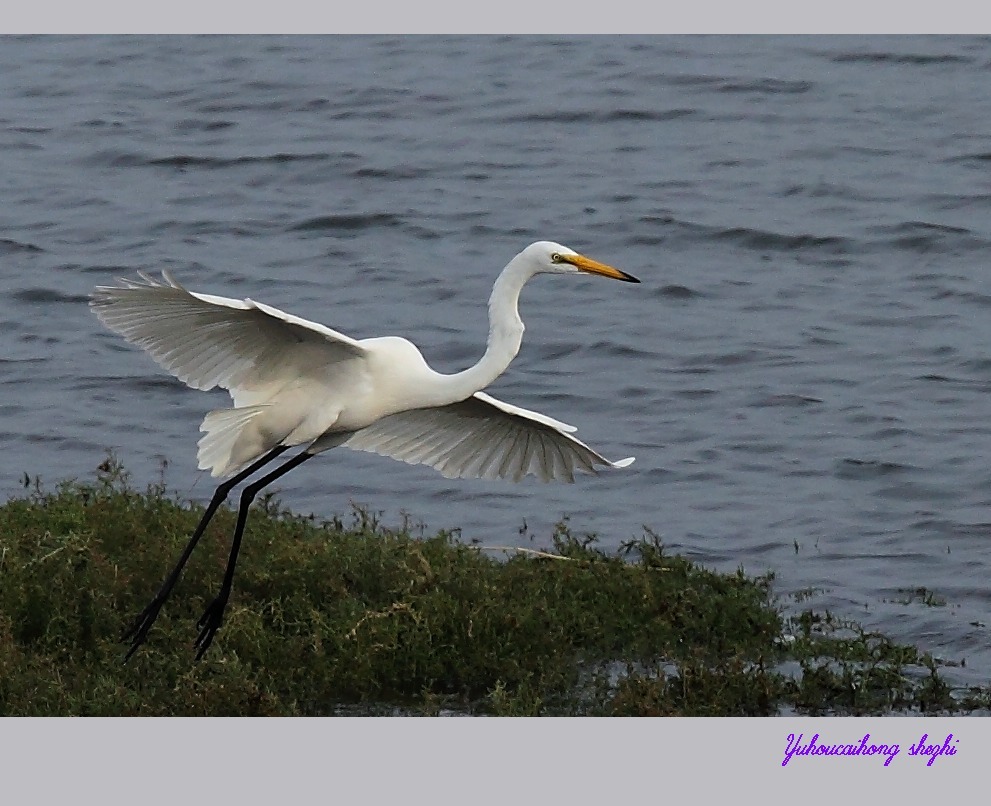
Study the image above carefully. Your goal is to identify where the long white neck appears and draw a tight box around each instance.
[426,253,534,404]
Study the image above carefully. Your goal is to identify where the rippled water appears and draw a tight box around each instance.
[3,35,991,685]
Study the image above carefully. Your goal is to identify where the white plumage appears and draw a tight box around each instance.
[333,392,634,483]
[91,242,638,483]
[93,240,640,659]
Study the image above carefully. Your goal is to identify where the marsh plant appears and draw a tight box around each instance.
[0,457,987,716]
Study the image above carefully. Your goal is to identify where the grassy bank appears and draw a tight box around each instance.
[1,458,988,716]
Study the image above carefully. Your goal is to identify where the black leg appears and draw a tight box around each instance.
[121,446,290,662]
[193,450,316,659]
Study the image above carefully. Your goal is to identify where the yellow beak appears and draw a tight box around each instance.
[564,253,640,283]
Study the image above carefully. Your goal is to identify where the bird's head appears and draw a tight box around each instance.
[521,241,640,283]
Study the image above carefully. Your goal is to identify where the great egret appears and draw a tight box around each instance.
[91,240,640,659]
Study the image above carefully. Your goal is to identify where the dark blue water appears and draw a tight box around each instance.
[3,35,991,686]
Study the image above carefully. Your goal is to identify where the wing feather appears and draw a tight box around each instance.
[339,392,634,483]
[90,272,365,401]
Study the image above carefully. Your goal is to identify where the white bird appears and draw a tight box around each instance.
[91,240,639,659]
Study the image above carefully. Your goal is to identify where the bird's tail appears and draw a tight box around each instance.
[197,405,272,478]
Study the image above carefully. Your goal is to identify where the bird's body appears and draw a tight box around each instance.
[91,240,639,659]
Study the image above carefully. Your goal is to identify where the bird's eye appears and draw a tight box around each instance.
[551,253,563,263]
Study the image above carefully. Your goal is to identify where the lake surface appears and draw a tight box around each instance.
[3,35,991,687]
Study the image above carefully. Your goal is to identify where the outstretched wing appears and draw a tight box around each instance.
[90,271,365,404]
[336,391,635,483]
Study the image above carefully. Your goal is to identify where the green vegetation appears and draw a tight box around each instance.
[1,457,988,716]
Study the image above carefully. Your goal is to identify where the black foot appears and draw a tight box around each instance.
[120,597,167,662]
[193,593,229,660]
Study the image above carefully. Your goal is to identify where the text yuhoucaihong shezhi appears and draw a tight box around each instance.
[782,733,958,767]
